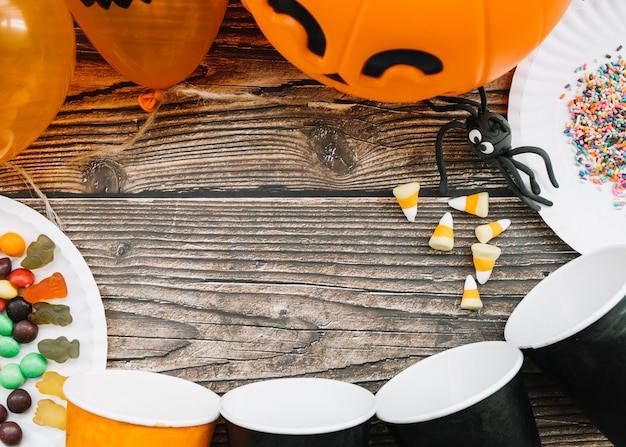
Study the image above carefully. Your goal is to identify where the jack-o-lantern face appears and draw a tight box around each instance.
[243,0,571,102]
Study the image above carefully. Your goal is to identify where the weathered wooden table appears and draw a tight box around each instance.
[0,2,612,446]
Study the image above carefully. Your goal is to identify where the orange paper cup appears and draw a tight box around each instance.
[63,370,221,447]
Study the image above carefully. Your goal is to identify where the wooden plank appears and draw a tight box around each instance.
[12,197,605,446]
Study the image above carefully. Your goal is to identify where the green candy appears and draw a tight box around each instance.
[19,352,47,378]
[0,335,19,358]
[0,363,25,389]
[0,315,13,337]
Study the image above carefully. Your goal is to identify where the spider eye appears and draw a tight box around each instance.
[479,142,495,154]
[468,129,482,144]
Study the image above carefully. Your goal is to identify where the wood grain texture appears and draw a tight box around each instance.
[0,1,613,445]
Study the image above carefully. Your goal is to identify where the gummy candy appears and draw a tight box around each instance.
[28,302,73,327]
[23,272,67,304]
[35,371,67,400]
[20,235,55,270]
[33,399,66,430]
[38,336,79,363]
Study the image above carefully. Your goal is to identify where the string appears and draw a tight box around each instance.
[73,83,358,162]
[2,162,64,230]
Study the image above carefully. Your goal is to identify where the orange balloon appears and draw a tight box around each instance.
[65,0,229,90]
[0,0,75,163]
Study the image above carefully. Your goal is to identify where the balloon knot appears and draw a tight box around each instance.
[138,89,165,113]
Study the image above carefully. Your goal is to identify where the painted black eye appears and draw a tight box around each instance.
[479,142,495,155]
[268,0,326,56]
[468,129,482,144]
[362,49,443,78]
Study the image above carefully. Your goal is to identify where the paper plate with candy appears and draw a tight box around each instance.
[508,0,626,254]
[0,195,107,446]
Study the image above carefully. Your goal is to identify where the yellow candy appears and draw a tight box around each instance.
[33,399,67,430]
[0,280,18,299]
[36,371,68,400]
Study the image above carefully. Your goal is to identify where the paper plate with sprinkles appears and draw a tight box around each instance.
[509,0,626,254]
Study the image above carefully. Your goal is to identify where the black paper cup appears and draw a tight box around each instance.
[220,377,376,447]
[505,244,626,445]
[375,341,540,447]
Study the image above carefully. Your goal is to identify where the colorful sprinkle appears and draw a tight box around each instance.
[564,52,626,210]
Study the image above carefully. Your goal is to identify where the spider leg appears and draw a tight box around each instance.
[424,99,476,116]
[508,158,542,195]
[509,146,560,188]
[499,156,554,207]
[435,121,467,195]
[488,158,544,211]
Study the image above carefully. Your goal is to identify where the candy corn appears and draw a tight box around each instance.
[448,192,489,217]
[460,275,482,310]
[392,182,420,222]
[428,212,454,251]
[475,219,511,243]
[471,243,501,284]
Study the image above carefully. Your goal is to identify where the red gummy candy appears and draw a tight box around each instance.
[23,272,68,304]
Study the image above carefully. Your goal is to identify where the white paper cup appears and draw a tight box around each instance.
[220,377,376,447]
[376,341,540,446]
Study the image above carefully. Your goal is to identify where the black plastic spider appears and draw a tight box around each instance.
[424,87,559,211]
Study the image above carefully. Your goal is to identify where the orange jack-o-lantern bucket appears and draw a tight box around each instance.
[242,0,571,102]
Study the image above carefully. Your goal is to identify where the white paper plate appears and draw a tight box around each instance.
[508,0,626,254]
[0,195,107,446]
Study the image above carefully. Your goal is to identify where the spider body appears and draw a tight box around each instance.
[427,88,559,211]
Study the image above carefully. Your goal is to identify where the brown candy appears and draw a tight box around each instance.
[0,421,22,446]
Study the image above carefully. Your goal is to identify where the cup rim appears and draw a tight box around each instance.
[63,369,221,427]
[504,244,626,349]
[375,341,523,424]
[220,377,376,435]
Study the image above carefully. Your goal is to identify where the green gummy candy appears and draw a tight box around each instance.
[20,352,47,378]
[0,363,25,389]
[21,234,55,269]
[0,335,19,358]
[38,336,79,363]
[0,315,13,336]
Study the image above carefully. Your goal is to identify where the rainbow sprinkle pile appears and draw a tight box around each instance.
[564,53,626,209]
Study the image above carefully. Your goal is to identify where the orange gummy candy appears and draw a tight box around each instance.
[23,272,68,304]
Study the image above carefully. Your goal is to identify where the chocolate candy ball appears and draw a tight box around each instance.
[5,297,32,323]
[0,405,7,424]
[0,258,10,280]
[12,320,38,344]
[0,421,22,446]
[6,389,31,414]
